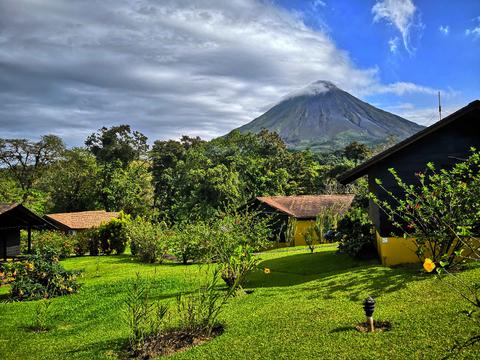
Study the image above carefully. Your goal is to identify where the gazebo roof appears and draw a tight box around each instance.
[0,203,57,230]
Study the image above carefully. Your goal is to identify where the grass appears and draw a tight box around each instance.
[0,245,479,359]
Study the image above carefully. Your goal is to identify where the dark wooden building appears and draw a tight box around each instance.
[338,100,480,265]
[0,203,57,260]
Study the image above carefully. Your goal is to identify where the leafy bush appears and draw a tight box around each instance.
[336,208,376,259]
[208,212,271,264]
[207,212,270,287]
[2,247,80,301]
[71,229,96,256]
[30,299,53,332]
[94,211,131,255]
[29,231,75,259]
[169,222,209,264]
[219,245,258,288]
[127,218,170,263]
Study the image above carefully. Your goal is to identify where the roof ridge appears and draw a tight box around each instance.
[338,100,480,184]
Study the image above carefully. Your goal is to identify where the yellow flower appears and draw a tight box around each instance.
[25,262,34,271]
[423,258,436,273]
[263,268,271,274]
[67,287,73,293]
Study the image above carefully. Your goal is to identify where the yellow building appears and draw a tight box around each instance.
[256,195,354,247]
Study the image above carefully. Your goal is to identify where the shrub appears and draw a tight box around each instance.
[6,247,80,301]
[303,227,316,253]
[169,222,209,265]
[95,211,131,255]
[208,212,271,264]
[71,229,96,256]
[127,218,170,263]
[207,212,270,287]
[176,269,235,335]
[336,208,376,259]
[219,245,258,288]
[29,231,75,259]
[124,273,168,350]
[30,299,53,332]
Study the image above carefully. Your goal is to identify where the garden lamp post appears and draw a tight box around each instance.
[363,297,375,332]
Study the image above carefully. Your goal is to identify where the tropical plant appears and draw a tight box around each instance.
[169,222,209,265]
[372,149,480,268]
[127,218,170,263]
[219,245,259,288]
[29,230,75,259]
[123,273,168,351]
[314,204,343,245]
[176,269,236,335]
[30,299,53,332]
[95,211,131,255]
[336,208,375,259]
[7,247,80,300]
[303,227,317,253]
[285,217,297,245]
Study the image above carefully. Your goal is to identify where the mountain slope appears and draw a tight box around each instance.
[236,81,425,150]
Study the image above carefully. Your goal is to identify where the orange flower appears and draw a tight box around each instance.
[423,258,436,273]
[264,268,271,274]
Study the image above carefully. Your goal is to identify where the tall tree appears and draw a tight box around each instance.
[39,148,99,213]
[85,125,148,166]
[0,135,65,201]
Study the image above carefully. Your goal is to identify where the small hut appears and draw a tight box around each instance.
[0,203,57,260]
[44,210,119,234]
[255,195,354,246]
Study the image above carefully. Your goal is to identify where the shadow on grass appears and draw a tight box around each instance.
[247,249,428,300]
[64,337,124,358]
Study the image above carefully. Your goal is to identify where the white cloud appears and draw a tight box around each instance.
[465,26,480,38]
[439,25,449,35]
[366,82,457,98]
[386,104,458,126]
[388,37,399,53]
[0,0,448,144]
[312,0,327,9]
[372,0,423,54]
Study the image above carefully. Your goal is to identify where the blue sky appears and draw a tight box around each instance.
[0,0,479,145]
[276,0,480,124]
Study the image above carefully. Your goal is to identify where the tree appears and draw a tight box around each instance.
[343,141,371,163]
[39,148,99,213]
[0,135,65,201]
[85,125,148,166]
[97,160,154,216]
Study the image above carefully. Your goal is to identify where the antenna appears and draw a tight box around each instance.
[438,91,442,121]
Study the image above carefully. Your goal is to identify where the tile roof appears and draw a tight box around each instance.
[257,195,354,219]
[0,203,57,229]
[45,210,119,230]
[0,203,18,215]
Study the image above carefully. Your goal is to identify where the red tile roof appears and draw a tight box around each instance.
[257,195,354,219]
[45,210,119,230]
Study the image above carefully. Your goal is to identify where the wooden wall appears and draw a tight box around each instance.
[0,228,21,259]
[368,107,480,236]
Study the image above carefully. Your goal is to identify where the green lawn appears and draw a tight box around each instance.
[1,245,479,359]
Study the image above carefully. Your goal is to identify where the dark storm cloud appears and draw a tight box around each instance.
[0,0,441,145]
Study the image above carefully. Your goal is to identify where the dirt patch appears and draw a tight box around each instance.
[127,325,223,359]
[355,320,392,333]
